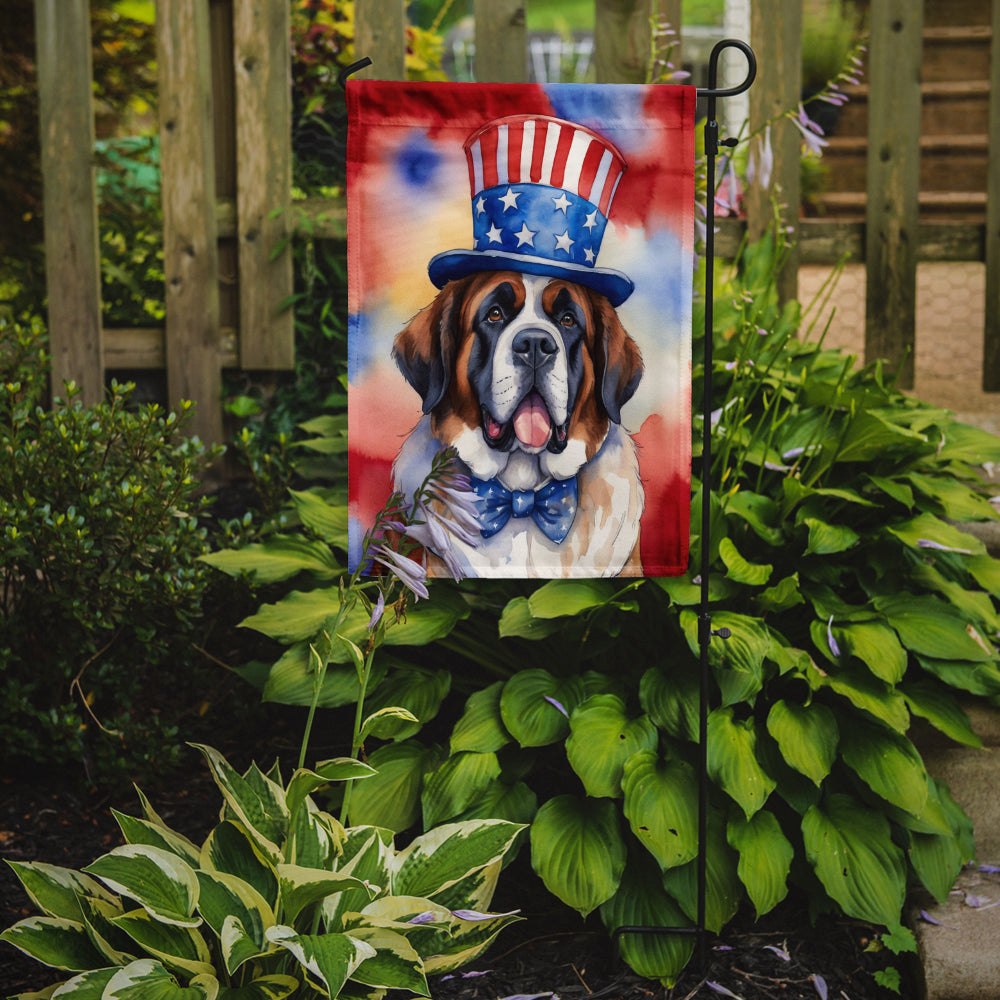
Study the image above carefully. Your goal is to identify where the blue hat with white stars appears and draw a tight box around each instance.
[427,114,635,307]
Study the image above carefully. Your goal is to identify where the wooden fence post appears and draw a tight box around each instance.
[354,0,406,80]
[983,0,1000,390]
[594,0,652,83]
[233,0,294,370]
[157,0,223,445]
[864,0,923,389]
[34,0,104,405]
[746,0,801,305]
[473,0,526,82]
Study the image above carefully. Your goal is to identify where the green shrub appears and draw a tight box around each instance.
[0,316,220,784]
[212,232,1000,985]
[1,743,524,997]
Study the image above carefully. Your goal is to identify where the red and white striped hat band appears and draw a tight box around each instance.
[464,115,626,216]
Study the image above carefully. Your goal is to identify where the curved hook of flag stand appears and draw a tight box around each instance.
[612,38,756,973]
[339,40,758,976]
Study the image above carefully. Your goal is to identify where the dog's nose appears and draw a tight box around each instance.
[512,328,558,370]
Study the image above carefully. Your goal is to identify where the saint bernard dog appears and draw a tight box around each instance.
[390,269,645,578]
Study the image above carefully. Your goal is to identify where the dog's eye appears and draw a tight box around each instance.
[559,311,576,328]
[487,305,504,322]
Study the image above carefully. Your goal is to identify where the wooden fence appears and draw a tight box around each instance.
[34,0,1000,445]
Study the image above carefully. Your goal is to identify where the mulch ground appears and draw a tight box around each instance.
[1,736,914,1000]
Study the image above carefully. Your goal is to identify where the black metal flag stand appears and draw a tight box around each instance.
[340,38,758,974]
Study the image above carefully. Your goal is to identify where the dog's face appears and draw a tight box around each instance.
[393,271,642,483]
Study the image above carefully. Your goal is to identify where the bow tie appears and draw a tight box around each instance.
[470,476,578,544]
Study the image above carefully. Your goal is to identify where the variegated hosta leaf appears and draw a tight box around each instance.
[765,700,838,786]
[200,822,278,910]
[4,861,118,922]
[499,669,585,747]
[838,718,929,817]
[191,746,287,863]
[45,966,118,997]
[347,740,442,832]
[265,926,375,998]
[421,906,523,975]
[214,974,299,1000]
[102,958,218,999]
[288,801,344,870]
[727,810,793,917]
[529,795,626,917]
[276,864,375,925]
[599,853,694,987]
[706,707,776,819]
[661,810,742,934]
[565,695,658,799]
[344,926,429,995]
[83,846,200,928]
[0,916,107,971]
[621,751,699,871]
[391,820,524,901]
[77,894,136,966]
[323,829,393,931]
[423,859,501,916]
[285,760,375,823]
[421,751,502,829]
[112,810,202,868]
[195,871,274,974]
[450,681,511,754]
[110,908,214,979]
[802,793,906,926]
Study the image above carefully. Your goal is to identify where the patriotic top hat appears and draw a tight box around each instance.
[428,114,635,307]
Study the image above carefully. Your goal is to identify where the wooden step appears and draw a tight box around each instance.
[922,25,993,83]
[812,190,987,222]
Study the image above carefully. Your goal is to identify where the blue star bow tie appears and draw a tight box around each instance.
[470,476,578,544]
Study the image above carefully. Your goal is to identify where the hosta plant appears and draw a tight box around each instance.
[1,743,523,999]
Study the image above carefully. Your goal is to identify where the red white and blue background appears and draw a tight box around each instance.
[347,81,695,578]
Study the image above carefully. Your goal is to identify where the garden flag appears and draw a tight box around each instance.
[347,81,695,579]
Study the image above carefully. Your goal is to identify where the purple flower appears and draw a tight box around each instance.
[706,983,742,999]
[370,543,429,600]
[812,974,828,1000]
[917,538,973,554]
[747,125,773,191]
[407,911,438,925]
[367,590,385,631]
[827,616,841,658]
[791,104,828,157]
[544,695,569,718]
[451,908,520,921]
[763,944,790,961]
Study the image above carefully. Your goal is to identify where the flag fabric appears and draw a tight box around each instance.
[347,81,695,579]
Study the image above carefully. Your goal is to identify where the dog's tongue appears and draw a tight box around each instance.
[513,392,551,448]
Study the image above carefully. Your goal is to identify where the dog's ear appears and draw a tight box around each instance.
[591,292,643,424]
[392,282,463,414]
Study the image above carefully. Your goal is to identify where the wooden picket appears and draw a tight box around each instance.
[30,0,1000,447]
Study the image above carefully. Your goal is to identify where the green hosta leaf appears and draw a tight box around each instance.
[755,573,804,614]
[565,695,658,798]
[727,811,793,918]
[911,562,1000,633]
[935,421,1000,464]
[216,975,299,999]
[835,410,927,463]
[0,916,107,971]
[362,667,451,740]
[835,621,907,684]
[527,579,618,617]
[277,865,374,925]
[599,853,694,987]
[724,490,784,545]
[966,553,1000,597]
[906,472,998,522]
[886,512,985,557]
[874,594,995,662]
[200,535,341,583]
[260,643,387,709]
[901,680,982,748]
[450,682,511,754]
[265,926,375,997]
[530,795,626,917]
[916,655,1000,697]
[191,746,287,863]
[865,474,914,509]
[453,779,538,827]
[103,959,218,999]
[347,740,442,832]
[718,537,772,585]
[421,751,502,828]
[802,793,906,926]
[199,822,278,910]
[393,820,524,900]
[809,661,910,732]
[639,664,699,742]
[195,871,273,974]
[680,610,770,706]
[909,807,966,906]
[707,708,776,818]
[288,488,349,544]
[499,670,584,747]
[84,846,200,928]
[661,810,741,933]
[497,596,564,639]
[111,908,214,978]
[621,751,698,871]
[346,926,428,994]
[112,812,201,868]
[4,862,118,922]
[803,517,859,556]
[839,719,929,816]
[765,700,838,786]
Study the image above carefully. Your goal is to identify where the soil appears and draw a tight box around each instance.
[0,735,914,1000]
